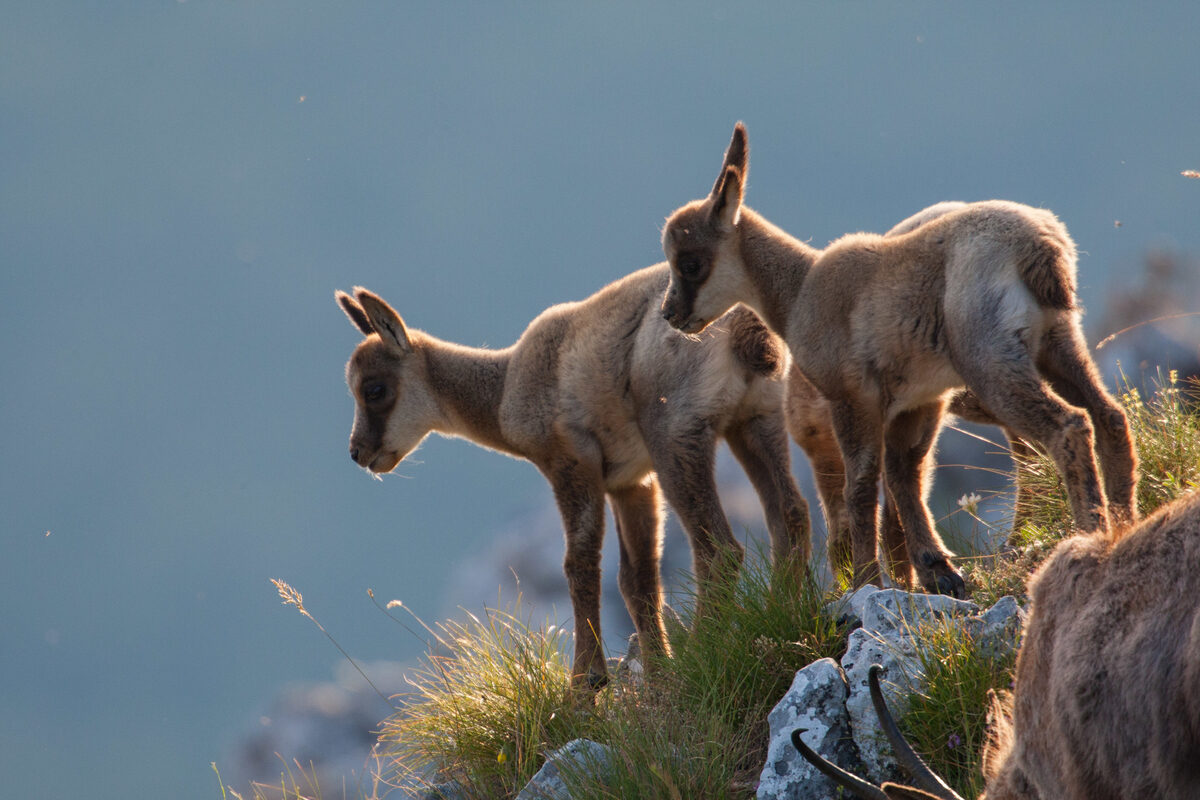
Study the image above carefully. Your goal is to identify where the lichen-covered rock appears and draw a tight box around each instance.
[838,590,1022,782]
[823,583,883,630]
[514,738,614,800]
[860,588,980,637]
[758,658,859,800]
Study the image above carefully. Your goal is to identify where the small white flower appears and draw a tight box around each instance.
[958,492,983,515]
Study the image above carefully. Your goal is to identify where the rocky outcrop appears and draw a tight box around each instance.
[756,585,1024,796]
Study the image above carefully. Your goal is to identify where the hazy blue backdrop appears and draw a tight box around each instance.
[3,3,1198,798]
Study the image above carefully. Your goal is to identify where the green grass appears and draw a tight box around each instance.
[376,552,846,799]
[242,371,1200,800]
[895,619,1019,799]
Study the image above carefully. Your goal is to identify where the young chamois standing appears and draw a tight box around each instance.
[336,270,812,691]
[785,202,1040,584]
[660,123,1137,598]
[793,489,1200,800]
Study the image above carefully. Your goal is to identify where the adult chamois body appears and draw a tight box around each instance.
[336,268,812,691]
[784,203,1039,582]
[794,489,1200,800]
[660,123,1137,597]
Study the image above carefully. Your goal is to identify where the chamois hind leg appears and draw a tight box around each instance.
[647,422,744,618]
[948,390,1035,539]
[725,412,813,587]
[785,364,852,577]
[883,401,966,598]
[1037,322,1138,525]
[548,460,610,692]
[828,400,886,589]
[879,491,913,589]
[609,479,670,664]
[958,349,1109,535]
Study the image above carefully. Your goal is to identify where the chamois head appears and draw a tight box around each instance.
[336,287,440,474]
[661,122,752,334]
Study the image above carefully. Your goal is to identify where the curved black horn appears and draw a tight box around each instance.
[868,664,967,800]
[790,728,889,800]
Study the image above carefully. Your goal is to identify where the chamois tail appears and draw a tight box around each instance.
[727,307,784,376]
[1019,218,1077,311]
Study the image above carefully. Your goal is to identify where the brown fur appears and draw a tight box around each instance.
[336,264,812,691]
[784,204,1041,586]
[796,490,1200,800]
[660,123,1137,597]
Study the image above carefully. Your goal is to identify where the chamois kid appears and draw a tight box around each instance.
[336,270,811,691]
[794,490,1200,800]
[661,124,1136,598]
[785,203,1040,584]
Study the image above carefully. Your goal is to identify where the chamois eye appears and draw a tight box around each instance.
[364,383,386,403]
[678,256,703,279]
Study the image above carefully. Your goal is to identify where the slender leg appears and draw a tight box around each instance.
[726,412,813,587]
[609,478,670,663]
[547,459,610,692]
[1037,322,1138,525]
[648,421,743,618]
[883,402,966,597]
[828,400,886,589]
[785,364,851,576]
[956,333,1109,535]
[878,491,913,589]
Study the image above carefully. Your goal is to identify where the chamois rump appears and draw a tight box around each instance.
[785,202,1038,583]
[336,268,811,691]
[661,123,1137,598]
[794,489,1200,800]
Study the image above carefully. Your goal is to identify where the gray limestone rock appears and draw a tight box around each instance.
[757,657,860,800]
[514,738,614,800]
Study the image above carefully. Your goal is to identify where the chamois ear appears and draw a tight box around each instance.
[353,287,413,353]
[711,166,744,231]
[710,121,749,196]
[336,290,375,337]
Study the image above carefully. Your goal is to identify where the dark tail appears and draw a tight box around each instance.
[1019,222,1077,311]
[727,307,784,376]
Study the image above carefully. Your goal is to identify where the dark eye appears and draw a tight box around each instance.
[678,256,703,279]
[364,383,386,403]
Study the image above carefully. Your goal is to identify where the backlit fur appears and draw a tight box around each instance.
[337,265,812,691]
[784,203,1040,585]
[661,124,1137,597]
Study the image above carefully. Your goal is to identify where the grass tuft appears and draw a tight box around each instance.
[896,619,1019,799]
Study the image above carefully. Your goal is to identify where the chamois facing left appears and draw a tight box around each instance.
[336,267,812,691]
[661,123,1137,598]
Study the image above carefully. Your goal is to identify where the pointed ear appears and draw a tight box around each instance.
[336,290,375,337]
[353,287,413,353]
[711,166,744,231]
[710,121,749,197]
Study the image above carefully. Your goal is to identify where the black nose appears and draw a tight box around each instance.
[349,446,360,463]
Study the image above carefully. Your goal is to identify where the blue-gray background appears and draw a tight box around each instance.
[3,3,1198,798]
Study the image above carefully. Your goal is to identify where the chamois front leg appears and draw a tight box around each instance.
[608,479,670,666]
[883,403,966,598]
[548,460,610,693]
[784,366,852,575]
[648,422,743,618]
[725,413,812,587]
[829,402,886,589]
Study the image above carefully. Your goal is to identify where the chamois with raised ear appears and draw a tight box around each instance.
[795,490,1200,800]
[336,270,811,692]
[661,123,1137,597]
[784,202,1039,583]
